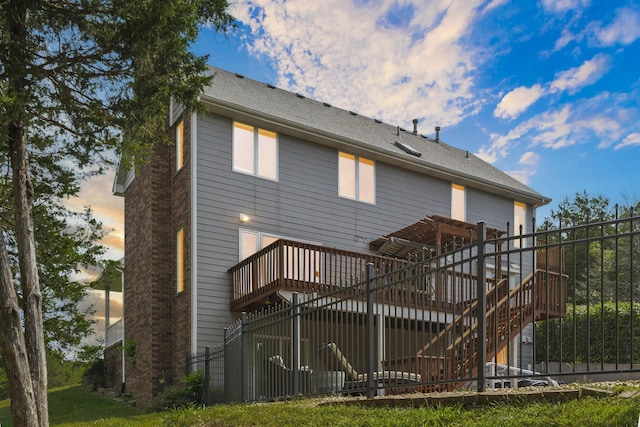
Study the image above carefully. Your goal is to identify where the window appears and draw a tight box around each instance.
[176,228,185,292]
[514,201,526,248]
[240,230,321,285]
[451,184,465,221]
[176,120,185,170]
[338,152,375,203]
[240,230,279,260]
[233,122,278,180]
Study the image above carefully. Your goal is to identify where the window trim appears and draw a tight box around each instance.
[514,201,526,248]
[451,183,466,222]
[176,120,184,171]
[232,121,278,181]
[338,151,375,204]
[176,227,185,293]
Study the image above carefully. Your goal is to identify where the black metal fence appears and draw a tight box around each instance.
[186,344,224,405]
[189,213,640,403]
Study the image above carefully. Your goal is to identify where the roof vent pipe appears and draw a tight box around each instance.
[435,126,441,142]
[412,119,418,135]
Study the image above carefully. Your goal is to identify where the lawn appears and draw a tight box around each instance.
[1,385,640,426]
[0,385,144,427]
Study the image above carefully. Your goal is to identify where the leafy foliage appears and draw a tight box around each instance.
[1,1,234,424]
[538,191,640,305]
[149,370,205,412]
[535,302,640,364]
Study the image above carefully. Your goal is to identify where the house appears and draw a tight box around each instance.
[109,67,552,405]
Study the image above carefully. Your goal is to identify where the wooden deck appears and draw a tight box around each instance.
[386,268,567,392]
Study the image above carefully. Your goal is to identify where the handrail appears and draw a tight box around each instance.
[228,239,409,309]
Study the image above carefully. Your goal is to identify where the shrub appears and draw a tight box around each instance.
[535,301,640,363]
[83,359,106,390]
[150,370,204,412]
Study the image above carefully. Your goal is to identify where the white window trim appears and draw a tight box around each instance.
[176,120,184,171]
[176,227,185,293]
[239,229,321,260]
[514,201,526,248]
[338,152,376,204]
[451,183,466,222]
[232,121,279,181]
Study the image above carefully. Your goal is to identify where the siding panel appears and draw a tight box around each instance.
[194,113,527,347]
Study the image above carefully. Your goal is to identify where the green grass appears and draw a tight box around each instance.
[0,385,144,427]
[1,387,640,426]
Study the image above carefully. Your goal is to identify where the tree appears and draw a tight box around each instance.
[538,191,614,305]
[0,1,234,425]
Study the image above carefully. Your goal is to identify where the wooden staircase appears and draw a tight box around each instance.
[405,269,566,392]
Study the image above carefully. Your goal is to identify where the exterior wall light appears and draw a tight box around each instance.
[239,213,250,223]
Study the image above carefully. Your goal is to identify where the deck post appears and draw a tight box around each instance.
[476,222,487,392]
[366,263,376,398]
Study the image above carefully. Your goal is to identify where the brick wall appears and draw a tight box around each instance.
[172,113,192,382]
[104,343,123,390]
[123,118,177,406]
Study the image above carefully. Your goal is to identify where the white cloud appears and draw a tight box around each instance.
[550,54,610,94]
[540,0,590,14]
[505,169,535,185]
[234,0,489,128]
[478,92,636,164]
[592,8,640,46]
[494,84,545,119]
[482,0,508,13]
[519,151,540,166]
[64,170,124,261]
[554,27,577,51]
[615,133,640,150]
[503,152,540,185]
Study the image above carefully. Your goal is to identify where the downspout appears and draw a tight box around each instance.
[115,267,125,387]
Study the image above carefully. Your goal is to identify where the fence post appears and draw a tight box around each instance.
[204,346,211,406]
[223,328,229,403]
[292,293,300,396]
[241,312,249,401]
[476,221,487,392]
[366,262,376,398]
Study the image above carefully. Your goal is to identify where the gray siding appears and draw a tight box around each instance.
[194,113,527,347]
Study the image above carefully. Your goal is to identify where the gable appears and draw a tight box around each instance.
[200,68,549,207]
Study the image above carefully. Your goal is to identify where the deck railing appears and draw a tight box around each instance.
[229,239,410,311]
[105,319,124,348]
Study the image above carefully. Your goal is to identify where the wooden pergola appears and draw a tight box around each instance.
[369,214,507,258]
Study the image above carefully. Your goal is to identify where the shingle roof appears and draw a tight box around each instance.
[200,68,549,206]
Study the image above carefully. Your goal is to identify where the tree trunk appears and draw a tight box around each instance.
[0,225,39,427]
[6,1,49,425]
[10,121,50,427]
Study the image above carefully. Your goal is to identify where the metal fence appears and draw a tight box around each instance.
[186,344,225,405]
[191,213,640,403]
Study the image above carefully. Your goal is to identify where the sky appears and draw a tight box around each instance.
[189,0,640,221]
[81,0,640,338]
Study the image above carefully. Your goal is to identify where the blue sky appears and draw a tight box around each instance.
[90,0,640,263]
[191,0,640,221]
